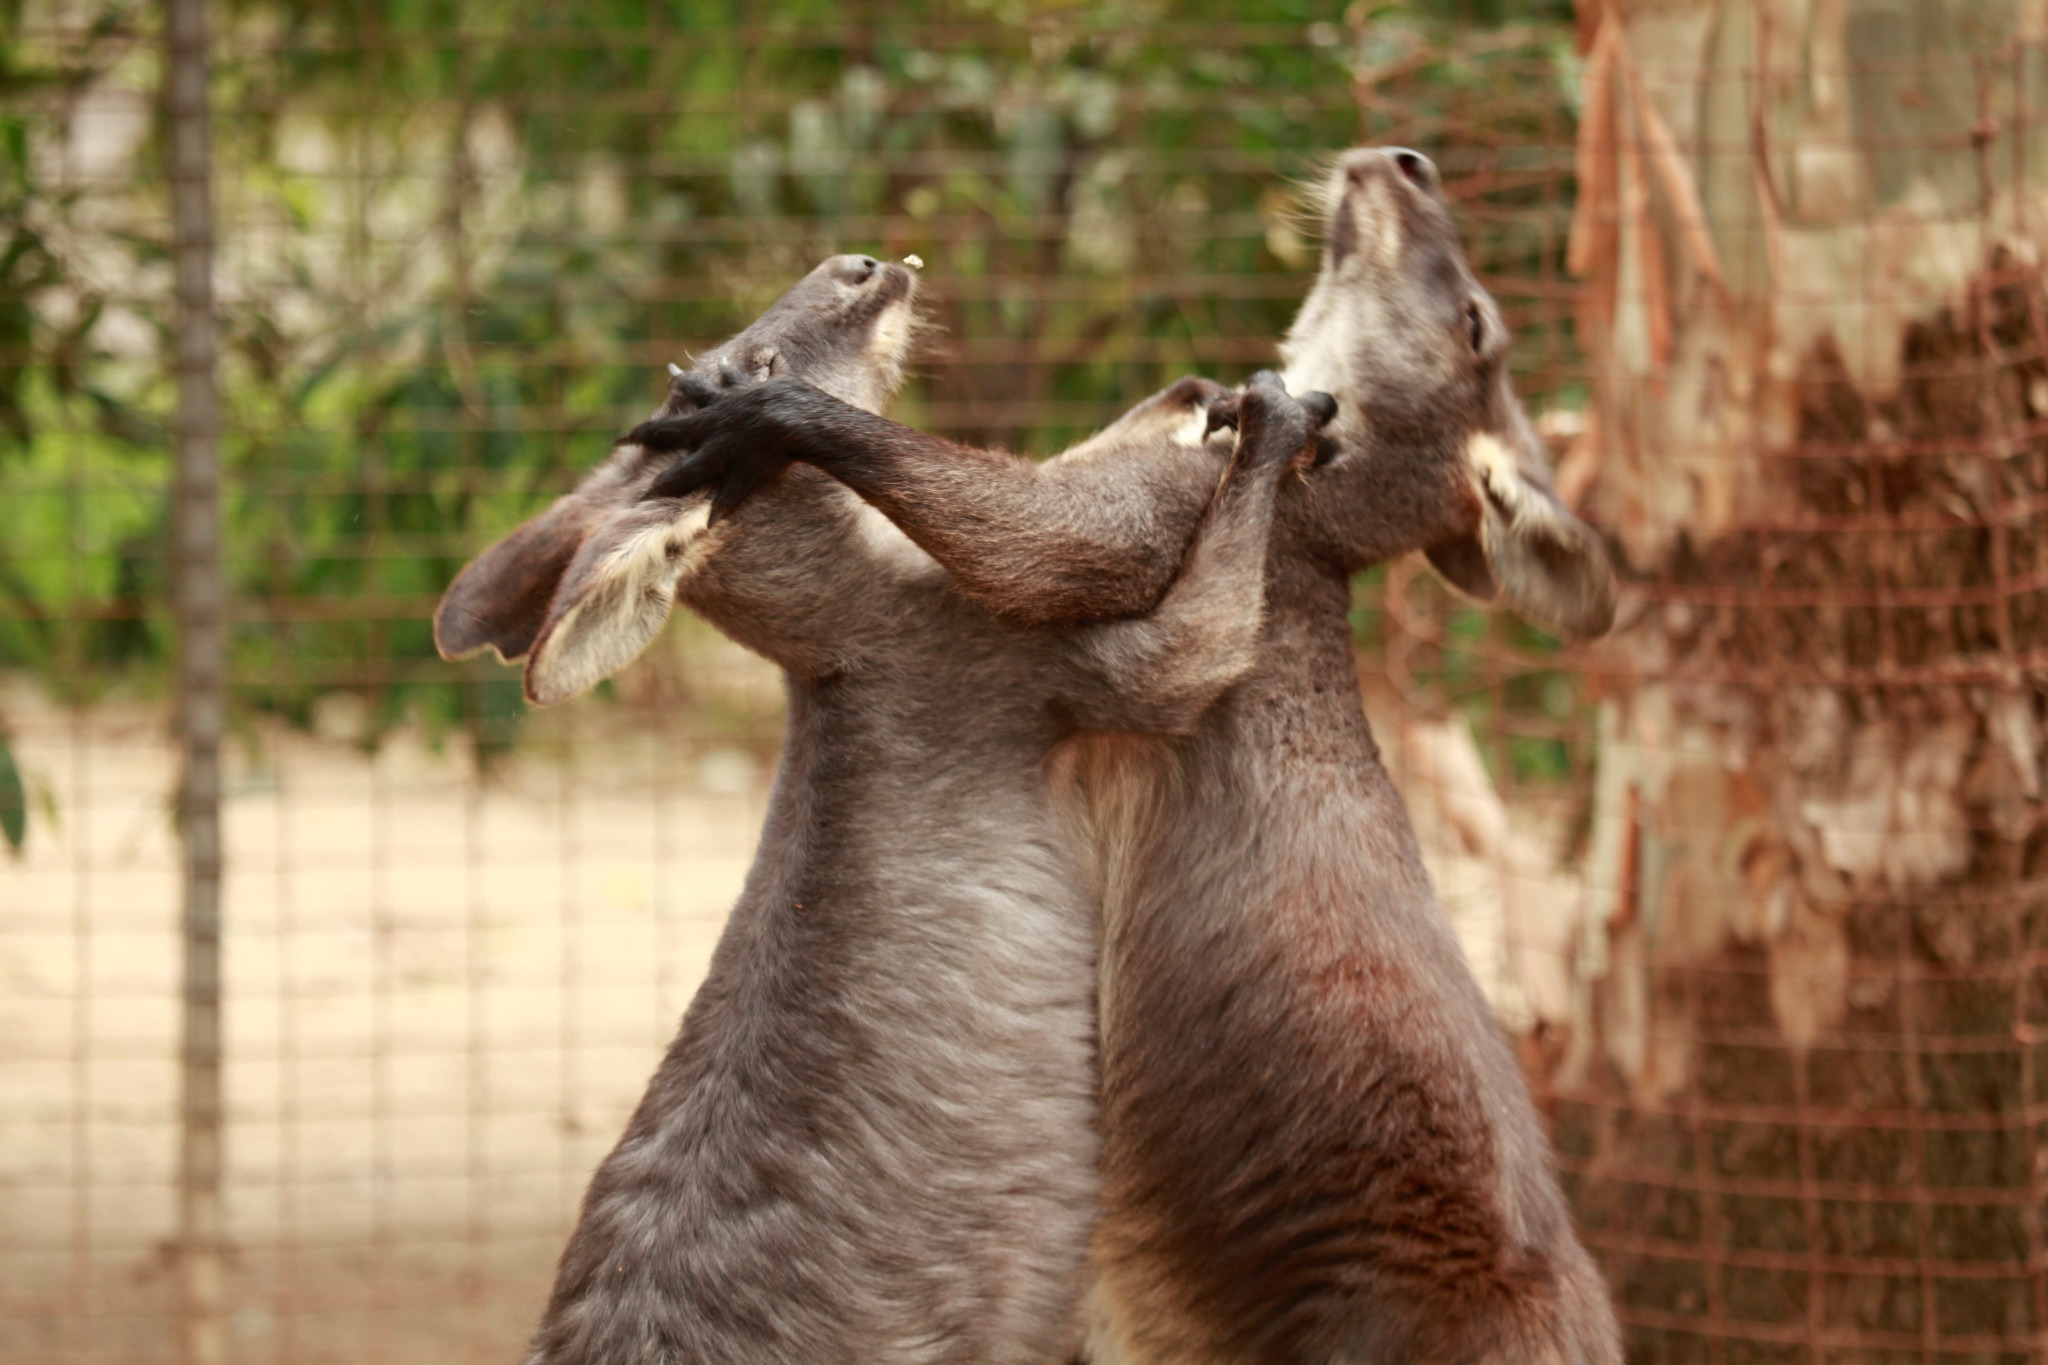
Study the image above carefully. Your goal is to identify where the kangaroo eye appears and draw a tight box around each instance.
[1464,302,1485,355]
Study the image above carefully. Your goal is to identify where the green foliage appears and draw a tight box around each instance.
[0,730,22,852]
[1,0,1583,758]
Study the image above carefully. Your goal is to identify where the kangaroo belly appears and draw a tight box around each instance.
[1076,725,1616,1365]
[531,787,1103,1365]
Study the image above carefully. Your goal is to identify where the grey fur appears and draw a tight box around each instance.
[434,254,1328,1365]
[659,150,1622,1365]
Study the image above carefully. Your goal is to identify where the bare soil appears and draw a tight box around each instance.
[1,675,772,1365]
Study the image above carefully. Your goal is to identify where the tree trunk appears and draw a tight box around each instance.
[1553,1,2048,1358]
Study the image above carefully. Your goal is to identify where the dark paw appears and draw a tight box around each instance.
[635,375,811,524]
[644,443,774,525]
[1299,390,1339,466]
[1165,375,1232,408]
[1234,370,1291,430]
[1235,371,1317,469]
[651,367,716,419]
[1203,394,1241,439]
[630,361,756,460]
[640,427,786,525]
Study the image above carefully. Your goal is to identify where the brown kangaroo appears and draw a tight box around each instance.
[435,253,1333,1365]
[639,148,1622,1365]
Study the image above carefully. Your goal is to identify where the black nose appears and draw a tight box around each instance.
[838,255,881,285]
[1388,148,1436,191]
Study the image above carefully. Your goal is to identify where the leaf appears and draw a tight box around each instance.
[0,733,24,854]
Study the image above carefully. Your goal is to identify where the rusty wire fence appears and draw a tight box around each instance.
[1408,8,2048,1362]
[4,3,2046,1363]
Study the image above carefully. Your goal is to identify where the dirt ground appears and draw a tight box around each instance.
[1,670,779,1365]
[0,665,1549,1365]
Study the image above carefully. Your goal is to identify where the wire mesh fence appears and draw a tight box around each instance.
[1530,7,2048,1358]
[1,8,1588,1360]
[4,2,2046,1363]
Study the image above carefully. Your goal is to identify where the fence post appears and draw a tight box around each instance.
[165,2,225,1362]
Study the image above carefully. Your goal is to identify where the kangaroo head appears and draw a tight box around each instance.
[694,252,922,413]
[432,254,921,698]
[1281,147,1615,641]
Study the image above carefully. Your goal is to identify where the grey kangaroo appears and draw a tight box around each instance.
[434,253,1334,1364]
[640,149,1622,1365]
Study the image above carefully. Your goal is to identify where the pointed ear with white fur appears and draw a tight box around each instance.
[433,419,715,704]
[1476,453,1615,640]
[521,498,713,706]
[433,478,622,665]
[1427,432,1616,641]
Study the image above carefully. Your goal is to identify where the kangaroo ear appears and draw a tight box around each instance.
[434,494,610,664]
[438,365,723,701]
[435,443,658,664]
[522,500,711,706]
[1424,430,1616,640]
[1424,531,1500,606]
[1468,432,1616,640]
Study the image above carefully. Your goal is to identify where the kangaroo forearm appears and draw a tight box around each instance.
[877,466,1194,626]
[785,402,1209,627]
[1059,373,1326,732]
[637,376,1226,627]
[1061,460,1285,733]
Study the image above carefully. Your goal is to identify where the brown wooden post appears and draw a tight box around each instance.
[166,2,225,1362]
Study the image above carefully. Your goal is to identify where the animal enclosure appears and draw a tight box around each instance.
[3,3,2045,1362]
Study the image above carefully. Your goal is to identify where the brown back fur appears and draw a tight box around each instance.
[1073,148,1620,1365]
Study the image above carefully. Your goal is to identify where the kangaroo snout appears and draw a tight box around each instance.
[1342,145,1439,195]
[834,253,882,285]
[826,253,916,305]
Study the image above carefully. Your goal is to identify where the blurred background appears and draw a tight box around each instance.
[3,1,2045,1361]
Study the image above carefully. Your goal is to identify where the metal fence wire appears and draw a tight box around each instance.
[2,3,2045,1364]
[1522,7,2048,1359]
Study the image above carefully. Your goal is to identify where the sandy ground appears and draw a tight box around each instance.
[1,666,782,1365]
[0,661,1558,1365]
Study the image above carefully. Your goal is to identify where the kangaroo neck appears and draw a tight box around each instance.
[1225,550,1381,763]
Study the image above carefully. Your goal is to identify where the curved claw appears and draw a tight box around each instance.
[1203,394,1242,439]
[675,371,722,408]
[1300,390,1338,430]
[653,367,722,420]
